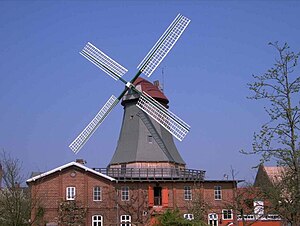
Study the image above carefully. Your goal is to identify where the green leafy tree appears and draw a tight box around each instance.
[246,42,300,225]
[155,209,207,226]
[58,200,86,226]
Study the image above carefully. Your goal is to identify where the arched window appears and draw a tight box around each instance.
[92,215,103,226]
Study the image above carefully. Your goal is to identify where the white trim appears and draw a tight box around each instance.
[183,213,194,220]
[121,186,129,201]
[93,186,102,201]
[208,213,218,226]
[184,186,192,200]
[26,162,116,183]
[214,186,222,200]
[222,209,233,220]
[92,215,103,226]
[120,215,131,225]
[66,186,76,200]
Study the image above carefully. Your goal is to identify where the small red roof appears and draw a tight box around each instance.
[133,77,169,104]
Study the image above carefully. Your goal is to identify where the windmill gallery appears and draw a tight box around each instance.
[26,14,282,226]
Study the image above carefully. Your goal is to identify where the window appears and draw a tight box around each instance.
[208,213,218,226]
[121,164,126,174]
[214,186,222,200]
[66,187,75,200]
[222,209,233,220]
[184,214,194,220]
[93,186,102,201]
[154,186,162,206]
[147,135,153,143]
[92,215,103,226]
[184,186,192,200]
[254,201,264,216]
[120,215,131,226]
[121,186,129,201]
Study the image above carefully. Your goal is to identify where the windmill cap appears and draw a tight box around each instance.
[122,77,169,106]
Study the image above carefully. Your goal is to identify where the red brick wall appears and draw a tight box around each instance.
[29,166,117,225]
[29,166,252,226]
[238,221,282,226]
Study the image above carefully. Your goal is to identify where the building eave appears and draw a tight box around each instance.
[204,179,244,183]
[26,162,116,183]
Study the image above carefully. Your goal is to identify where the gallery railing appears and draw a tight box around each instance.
[93,167,205,181]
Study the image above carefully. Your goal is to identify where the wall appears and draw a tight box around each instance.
[31,166,273,226]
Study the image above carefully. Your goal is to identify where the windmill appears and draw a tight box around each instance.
[69,14,191,154]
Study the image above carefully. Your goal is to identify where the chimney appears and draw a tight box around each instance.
[76,159,86,165]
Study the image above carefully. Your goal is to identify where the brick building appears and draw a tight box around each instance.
[27,161,238,226]
[27,79,241,226]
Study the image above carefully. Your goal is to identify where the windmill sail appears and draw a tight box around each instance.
[69,14,191,153]
[136,91,190,141]
[69,95,119,154]
[137,14,190,77]
[80,42,128,80]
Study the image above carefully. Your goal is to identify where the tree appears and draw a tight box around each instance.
[185,190,210,224]
[117,188,149,225]
[58,200,86,226]
[0,151,31,226]
[0,151,44,226]
[246,42,300,225]
[155,209,207,226]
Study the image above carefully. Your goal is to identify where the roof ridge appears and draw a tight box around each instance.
[27,161,116,183]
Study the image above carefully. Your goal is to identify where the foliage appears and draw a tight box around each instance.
[0,151,31,226]
[220,168,263,226]
[156,209,207,226]
[246,42,300,225]
[58,200,86,226]
[119,189,148,224]
[186,192,210,223]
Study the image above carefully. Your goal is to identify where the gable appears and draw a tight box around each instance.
[26,162,116,184]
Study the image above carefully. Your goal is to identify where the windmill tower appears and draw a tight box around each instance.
[109,78,186,171]
[69,14,191,157]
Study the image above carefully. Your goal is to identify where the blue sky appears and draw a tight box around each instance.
[0,1,299,182]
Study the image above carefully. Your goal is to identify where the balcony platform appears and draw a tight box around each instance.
[93,167,205,182]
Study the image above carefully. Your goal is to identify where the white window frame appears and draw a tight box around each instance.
[121,186,129,201]
[222,209,233,220]
[183,213,194,220]
[254,200,264,217]
[120,215,131,226]
[208,213,218,226]
[92,215,103,226]
[214,186,222,200]
[93,186,102,201]
[66,186,75,200]
[184,186,192,200]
